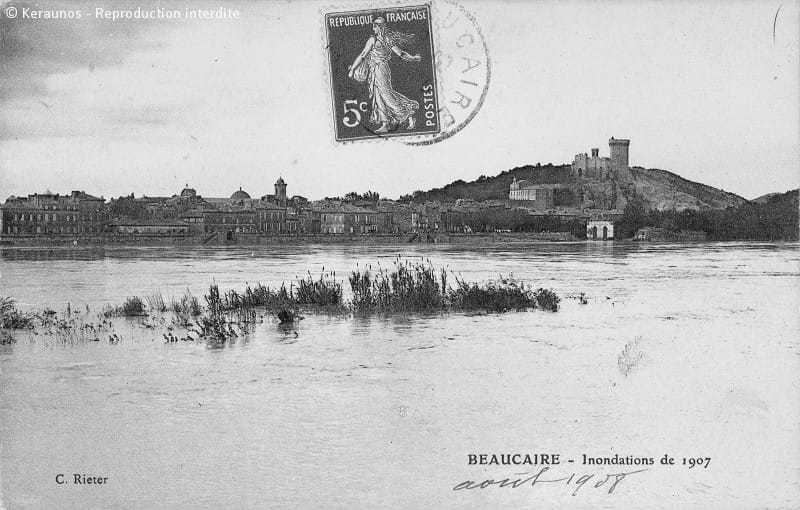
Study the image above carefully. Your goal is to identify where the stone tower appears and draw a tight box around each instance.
[274,177,287,201]
[608,137,631,180]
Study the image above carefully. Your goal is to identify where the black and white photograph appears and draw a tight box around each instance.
[0,1,798,508]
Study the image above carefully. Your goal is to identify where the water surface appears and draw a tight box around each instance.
[1,242,798,509]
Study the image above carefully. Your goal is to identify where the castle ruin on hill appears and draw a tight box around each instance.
[571,137,631,182]
[509,137,633,212]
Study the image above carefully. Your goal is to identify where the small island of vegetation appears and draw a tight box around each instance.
[1,259,561,347]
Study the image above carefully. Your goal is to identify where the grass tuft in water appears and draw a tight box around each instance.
[0,296,34,329]
[3,259,562,348]
[349,259,446,312]
[1,330,16,345]
[103,296,146,317]
[295,272,343,306]
[347,258,560,314]
[146,292,167,313]
[533,288,560,312]
[449,275,538,312]
[170,290,202,327]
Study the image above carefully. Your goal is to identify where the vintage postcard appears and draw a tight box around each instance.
[0,0,798,509]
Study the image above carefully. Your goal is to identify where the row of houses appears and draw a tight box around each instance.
[1,179,625,242]
[176,204,397,237]
[411,203,472,233]
[0,180,400,240]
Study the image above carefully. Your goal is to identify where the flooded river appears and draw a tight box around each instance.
[1,242,798,509]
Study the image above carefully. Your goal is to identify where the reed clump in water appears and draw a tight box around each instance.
[170,291,202,316]
[201,259,560,316]
[45,318,115,344]
[533,288,560,312]
[199,284,263,344]
[206,282,292,313]
[196,314,242,345]
[146,292,167,313]
[1,297,114,345]
[204,274,343,316]
[14,301,118,345]
[0,297,33,329]
[197,272,341,343]
[2,259,562,347]
[0,297,23,344]
[0,330,15,345]
[170,290,202,327]
[295,271,342,306]
[347,259,559,314]
[449,275,537,312]
[103,296,146,317]
[349,259,446,312]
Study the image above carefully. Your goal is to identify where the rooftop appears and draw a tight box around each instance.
[230,187,251,200]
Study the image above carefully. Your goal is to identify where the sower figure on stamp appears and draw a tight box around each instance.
[348,17,422,134]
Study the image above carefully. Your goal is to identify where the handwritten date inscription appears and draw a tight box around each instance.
[453,466,648,496]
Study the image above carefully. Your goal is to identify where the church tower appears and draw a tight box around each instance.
[274,177,287,202]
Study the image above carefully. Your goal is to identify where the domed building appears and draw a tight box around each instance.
[230,187,251,201]
[180,185,197,198]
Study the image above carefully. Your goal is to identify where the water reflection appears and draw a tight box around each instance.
[0,246,112,261]
[276,322,300,343]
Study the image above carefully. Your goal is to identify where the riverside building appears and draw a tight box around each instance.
[0,191,106,239]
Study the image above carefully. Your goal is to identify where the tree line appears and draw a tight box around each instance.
[615,190,799,241]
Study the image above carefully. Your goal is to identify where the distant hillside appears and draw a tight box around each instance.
[720,188,798,240]
[631,167,746,210]
[400,162,746,211]
[751,192,780,204]
[617,189,798,241]
[399,164,571,203]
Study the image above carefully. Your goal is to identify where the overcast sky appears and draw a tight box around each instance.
[0,0,798,201]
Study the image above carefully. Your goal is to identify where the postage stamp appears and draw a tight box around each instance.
[324,4,440,141]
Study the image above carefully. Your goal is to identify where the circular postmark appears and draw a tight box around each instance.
[405,0,490,146]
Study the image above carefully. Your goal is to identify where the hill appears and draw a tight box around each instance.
[617,189,798,240]
[398,164,571,203]
[736,189,798,240]
[751,192,781,204]
[630,167,746,210]
[399,163,746,211]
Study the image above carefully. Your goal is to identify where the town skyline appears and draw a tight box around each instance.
[1,1,798,202]
[6,145,781,245]
[1,148,786,204]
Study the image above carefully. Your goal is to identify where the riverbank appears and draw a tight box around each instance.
[0,231,580,246]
